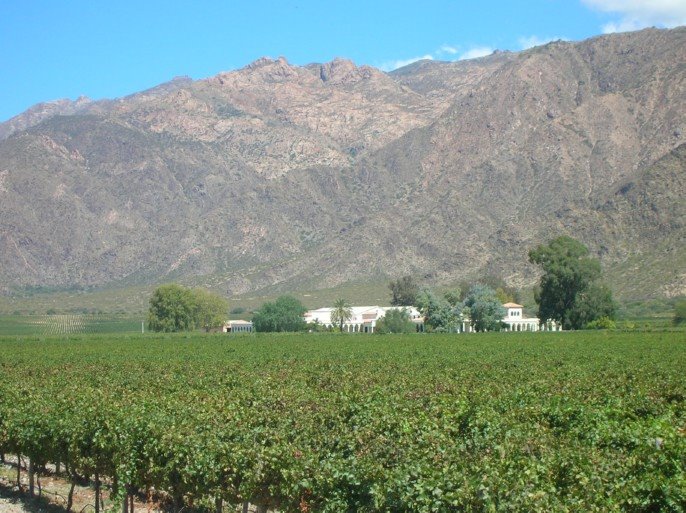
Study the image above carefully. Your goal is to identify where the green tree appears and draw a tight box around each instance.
[148,284,229,332]
[443,289,462,308]
[331,298,353,332]
[252,295,307,332]
[148,284,199,332]
[673,298,686,326]
[479,275,520,304]
[463,284,506,332]
[416,288,460,332]
[375,308,416,334]
[529,236,615,330]
[389,275,419,306]
[495,287,514,304]
[192,288,229,332]
[569,283,616,329]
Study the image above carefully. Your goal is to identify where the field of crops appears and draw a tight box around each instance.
[0,314,142,336]
[0,331,684,512]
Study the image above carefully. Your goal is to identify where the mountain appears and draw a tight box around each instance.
[0,96,94,141]
[0,27,684,302]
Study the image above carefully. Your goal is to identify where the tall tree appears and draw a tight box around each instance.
[148,284,199,332]
[529,236,615,330]
[389,275,419,306]
[252,296,307,332]
[416,288,460,332]
[192,288,229,332]
[463,284,506,332]
[331,298,353,332]
[567,283,616,329]
[148,284,229,332]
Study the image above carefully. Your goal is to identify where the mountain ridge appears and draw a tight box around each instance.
[0,27,684,301]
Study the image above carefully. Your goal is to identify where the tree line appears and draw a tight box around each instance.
[385,235,616,331]
[146,236,617,333]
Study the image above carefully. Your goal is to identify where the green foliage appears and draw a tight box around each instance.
[193,287,229,332]
[252,295,307,332]
[331,298,353,332]
[230,306,246,315]
[306,320,331,332]
[0,332,684,512]
[442,289,462,307]
[415,288,460,332]
[147,284,228,332]
[494,287,514,304]
[569,283,616,329]
[479,274,520,303]
[674,298,686,326]
[530,236,615,330]
[389,275,419,306]
[147,284,199,332]
[462,284,506,332]
[375,308,416,334]
[586,316,617,330]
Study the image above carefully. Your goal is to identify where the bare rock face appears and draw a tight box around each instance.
[0,27,684,299]
[318,58,382,84]
[319,58,357,82]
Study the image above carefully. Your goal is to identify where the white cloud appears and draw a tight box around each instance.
[438,44,459,55]
[378,54,434,72]
[458,46,494,60]
[518,35,567,50]
[378,42,496,71]
[581,0,686,33]
[600,19,644,33]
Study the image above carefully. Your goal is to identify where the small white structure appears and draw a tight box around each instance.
[304,306,423,333]
[500,303,560,332]
[223,320,253,333]
[501,302,540,332]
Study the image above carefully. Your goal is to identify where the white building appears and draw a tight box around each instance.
[304,306,423,333]
[304,303,560,333]
[223,320,253,333]
[500,303,559,332]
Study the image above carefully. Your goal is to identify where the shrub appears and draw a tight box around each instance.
[585,316,617,330]
[375,308,416,334]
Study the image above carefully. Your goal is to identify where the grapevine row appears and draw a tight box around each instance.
[0,332,684,512]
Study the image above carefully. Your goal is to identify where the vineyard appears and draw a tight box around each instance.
[0,331,684,512]
[0,314,141,336]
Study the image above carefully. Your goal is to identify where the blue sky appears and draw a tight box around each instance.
[1,0,685,122]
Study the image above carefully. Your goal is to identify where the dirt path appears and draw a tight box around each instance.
[0,460,95,513]
[1,460,262,512]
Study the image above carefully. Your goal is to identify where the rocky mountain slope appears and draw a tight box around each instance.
[1,27,684,300]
